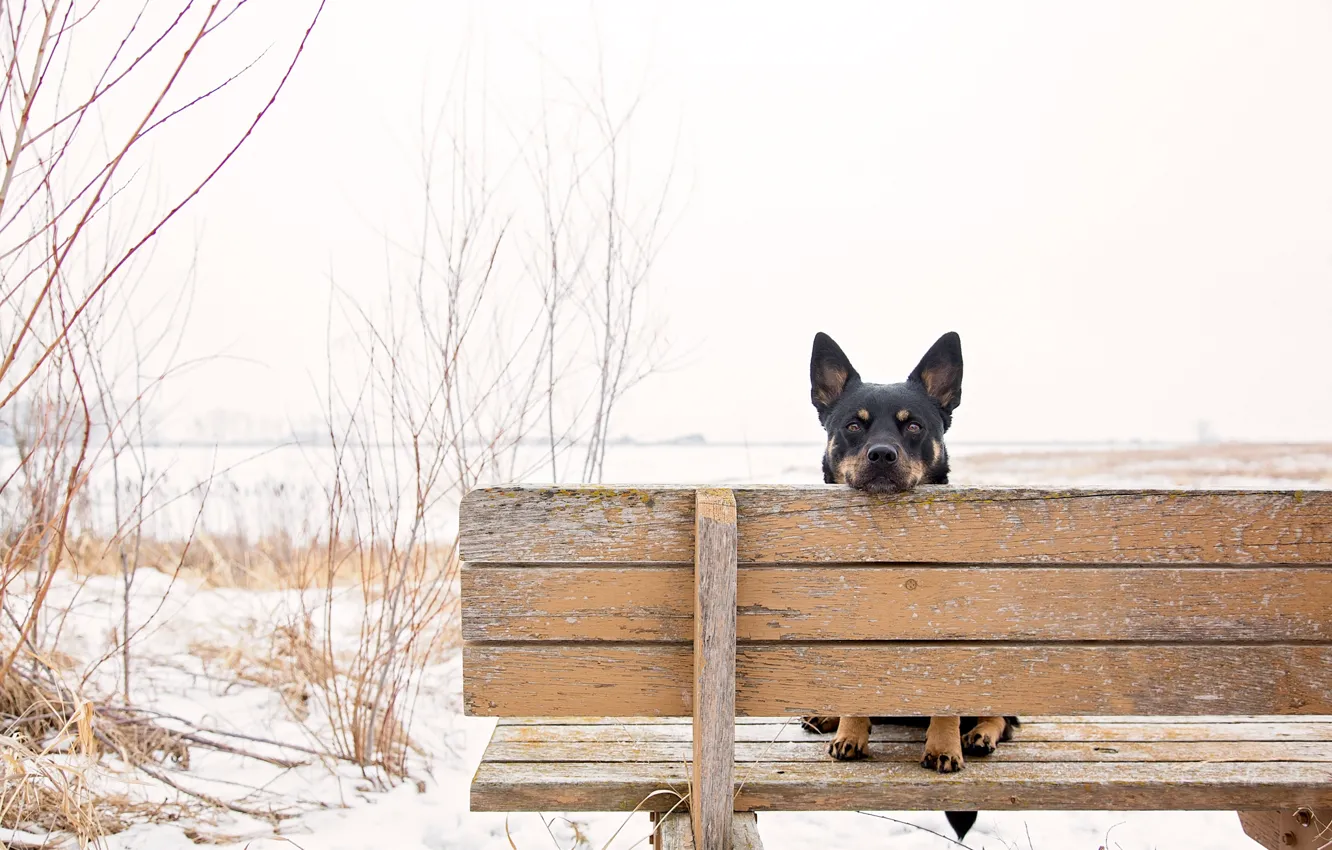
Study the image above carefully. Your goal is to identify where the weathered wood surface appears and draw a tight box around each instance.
[1239,809,1331,850]
[484,739,1332,763]
[459,486,1332,564]
[731,813,763,850]
[472,716,1332,813]
[693,489,737,850]
[460,486,695,564]
[495,715,1332,727]
[461,565,1332,642]
[464,643,1332,716]
[470,760,1332,812]
[462,566,691,640]
[656,813,763,850]
[492,719,1332,743]
[657,812,695,850]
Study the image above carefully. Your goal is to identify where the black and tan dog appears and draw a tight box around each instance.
[800,331,1018,841]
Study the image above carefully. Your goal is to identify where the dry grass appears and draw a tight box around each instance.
[1,674,121,846]
[58,532,460,590]
[189,614,335,723]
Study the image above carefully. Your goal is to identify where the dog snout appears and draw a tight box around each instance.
[866,444,899,465]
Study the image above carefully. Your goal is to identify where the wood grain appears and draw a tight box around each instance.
[458,486,1332,565]
[1239,809,1330,850]
[482,739,1332,764]
[657,812,694,850]
[491,719,1332,744]
[693,489,736,850]
[461,566,691,641]
[461,565,1332,642]
[656,813,763,850]
[463,644,692,716]
[492,714,1332,726]
[464,644,1332,716]
[733,813,763,850]
[459,486,694,564]
[469,759,1332,812]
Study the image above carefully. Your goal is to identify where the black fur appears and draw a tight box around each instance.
[807,332,1020,842]
[811,331,960,492]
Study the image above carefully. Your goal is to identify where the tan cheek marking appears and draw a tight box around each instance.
[836,455,865,486]
[931,439,942,464]
[896,409,911,422]
[857,409,870,422]
[908,457,927,486]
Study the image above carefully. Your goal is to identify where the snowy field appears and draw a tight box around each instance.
[19,441,1332,850]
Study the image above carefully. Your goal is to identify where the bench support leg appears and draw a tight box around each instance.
[693,489,737,850]
[1238,809,1329,849]
[656,813,762,850]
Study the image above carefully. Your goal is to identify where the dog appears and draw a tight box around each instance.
[800,330,1018,841]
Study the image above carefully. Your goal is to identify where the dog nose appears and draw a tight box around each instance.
[867,444,898,465]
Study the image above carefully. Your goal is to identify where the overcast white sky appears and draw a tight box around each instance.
[143,1,1332,444]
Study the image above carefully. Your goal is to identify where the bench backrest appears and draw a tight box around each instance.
[460,485,1332,718]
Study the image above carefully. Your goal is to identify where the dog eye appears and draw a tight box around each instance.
[905,422,922,434]
[846,422,862,432]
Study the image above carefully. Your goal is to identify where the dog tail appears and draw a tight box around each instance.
[945,811,977,839]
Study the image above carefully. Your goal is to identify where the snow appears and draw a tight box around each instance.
[25,442,1332,849]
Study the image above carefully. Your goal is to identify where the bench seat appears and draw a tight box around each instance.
[473,716,1332,813]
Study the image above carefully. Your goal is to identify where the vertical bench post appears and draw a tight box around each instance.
[693,488,737,850]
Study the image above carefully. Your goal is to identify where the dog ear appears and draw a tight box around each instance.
[908,332,963,418]
[811,332,860,423]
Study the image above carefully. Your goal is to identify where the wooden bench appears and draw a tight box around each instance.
[460,485,1332,850]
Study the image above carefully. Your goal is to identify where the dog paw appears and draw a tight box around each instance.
[828,732,869,761]
[961,716,1009,756]
[961,727,998,755]
[921,742,965,773]
[800,715,839,734]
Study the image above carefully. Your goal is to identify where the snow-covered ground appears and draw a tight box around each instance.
[20,442,1332,849]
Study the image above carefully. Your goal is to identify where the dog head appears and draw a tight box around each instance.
[810,331,962,493]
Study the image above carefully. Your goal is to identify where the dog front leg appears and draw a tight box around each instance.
[962,715,1009,755]
[828,715,871,760]
[922,715,964,772]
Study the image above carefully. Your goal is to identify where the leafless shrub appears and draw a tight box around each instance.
[303,56,678,783]
[0,0,325,838]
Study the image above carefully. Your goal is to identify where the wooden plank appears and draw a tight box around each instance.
[656,813,763,850]
[496,714,1332,728]
[481,739,1332,763]
[463,644,692,716]
[737,644,1332,716]
[492,720,1332,744]
[1239,809,1331,850]
[459,486,694,564]
[693,489,737,850]
[458,486,1332,565]
[462,565,1332,642]
[733,487,1332,564]
[657,812,694,850]
[469,759,1332,812]
[737,566,1332,641]
[461,566,691,641]
[464,644,1332,716]
[733,813,763,850]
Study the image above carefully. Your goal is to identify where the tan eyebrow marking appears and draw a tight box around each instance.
[896,409,911,422]
[857,409,870,421]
